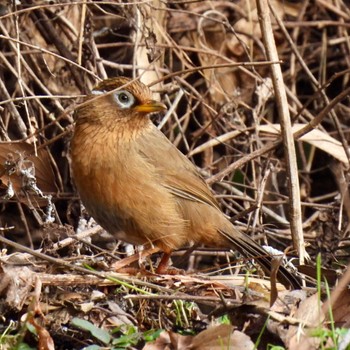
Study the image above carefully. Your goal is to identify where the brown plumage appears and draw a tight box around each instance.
[71,77,299,288]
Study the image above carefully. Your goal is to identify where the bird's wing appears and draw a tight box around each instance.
[137,125,221,211]
[137,126,301,289]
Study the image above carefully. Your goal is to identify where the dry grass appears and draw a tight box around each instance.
[0,0,349,349]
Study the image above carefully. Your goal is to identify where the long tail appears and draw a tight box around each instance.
[219,229,300,289]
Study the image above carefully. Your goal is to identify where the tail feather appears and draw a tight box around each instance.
[219,229,300,289]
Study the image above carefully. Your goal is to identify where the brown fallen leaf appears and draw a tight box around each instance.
[323,262,350,328]
[190,324,254,350]
[286,293,330,350]
[143,324,254,350]
[143,330,192,350]
[0,264,36,310]
[27,312,55,350]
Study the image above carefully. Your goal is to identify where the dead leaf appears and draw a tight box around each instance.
[269,289,307,341]
[28,313,55,350]
[228,0,300,56]
[190,324,254,350]
[187,3,240,106]
[323,263,350,328]
[258,124,349,165]
[286,293,327,350]
[143,330,192,350]
[0,141,59,207]
[0,264,36,310]
[144,325,254,350]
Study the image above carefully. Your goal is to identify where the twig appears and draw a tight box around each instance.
[256,0,306,264]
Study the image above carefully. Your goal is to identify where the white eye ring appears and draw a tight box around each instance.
[91,89,105,95]
[113,90,135,109]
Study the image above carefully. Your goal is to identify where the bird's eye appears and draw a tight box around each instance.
[113,90,135,109]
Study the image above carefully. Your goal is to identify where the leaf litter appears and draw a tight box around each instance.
[0,0,349,349]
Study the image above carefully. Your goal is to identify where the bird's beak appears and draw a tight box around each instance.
[134,100,167,113]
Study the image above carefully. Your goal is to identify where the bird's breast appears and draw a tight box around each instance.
[71,122,189,250]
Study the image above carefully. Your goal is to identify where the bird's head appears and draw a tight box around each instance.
[74,77,167,126]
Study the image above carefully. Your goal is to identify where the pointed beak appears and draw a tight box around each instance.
[134,100,167,113]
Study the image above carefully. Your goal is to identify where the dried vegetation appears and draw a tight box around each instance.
[0,0,350,349]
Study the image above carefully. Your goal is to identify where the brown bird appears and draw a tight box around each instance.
[71,77,299,288]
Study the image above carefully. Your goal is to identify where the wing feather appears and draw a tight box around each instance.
[137,125,220,210]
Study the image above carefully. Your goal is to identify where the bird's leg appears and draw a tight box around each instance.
[156,251,172,274]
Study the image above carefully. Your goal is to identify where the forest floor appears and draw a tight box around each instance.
[0,1,350,349]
